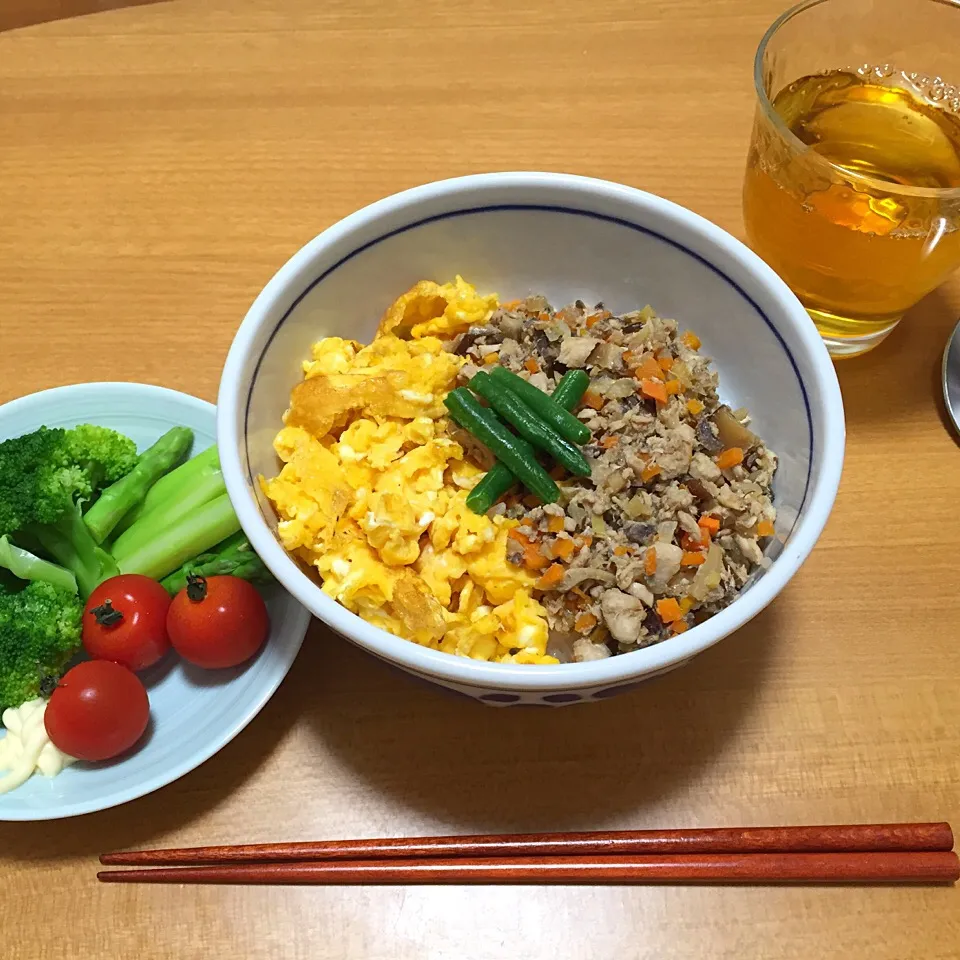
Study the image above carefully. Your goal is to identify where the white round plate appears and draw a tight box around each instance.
[0,382,310,820]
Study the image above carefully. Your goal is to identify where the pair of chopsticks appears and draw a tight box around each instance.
[98,822,959,885]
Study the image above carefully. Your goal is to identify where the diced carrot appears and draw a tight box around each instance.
[698,515,720,535]
[575,613,598,632]
[538,312,550,322]
[715,447,744,469]
[657,355,675,372]
[641,379,668,404]
[633,355,664,381]
[681,551,706,567]
[757,519,776,538]
[583,391,605,410]
[622,350,636,367]
[664,379,682,396]
[546,515,565,534]
[500,299,521,310]
[483,352,500,366]
[536,563,565,589]
[681,331,702,351]
[552,537,575,560]
[580,534,593,548]
[508,528,530,544]
[586,314,601,328]
[656,597,683,623]
[686,398,705,416]
[600,435,619,449]
[524,542,550,570]
[680,532,706,551]
[572,586,590,603]
[644,547,657,576]
[672,620,690,635]
[641,463,661,483]
[613,545,629,556]
[524,357,540,374]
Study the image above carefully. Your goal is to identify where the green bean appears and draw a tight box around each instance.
[488,366,591,444]
[468,372,591,477]
[464,461,516,515]
[444,389,559,504]
[465,370,590,514]
[552,369,591,410]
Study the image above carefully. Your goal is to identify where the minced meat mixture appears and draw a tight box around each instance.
[444,295,778,663]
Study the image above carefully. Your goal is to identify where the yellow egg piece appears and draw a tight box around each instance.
[262,277,555,664]
[376,276,498,341]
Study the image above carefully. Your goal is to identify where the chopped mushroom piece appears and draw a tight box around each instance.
[713,405,760,450]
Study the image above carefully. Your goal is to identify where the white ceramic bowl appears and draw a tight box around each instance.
[0,383,310,819]
[218,172,844,706]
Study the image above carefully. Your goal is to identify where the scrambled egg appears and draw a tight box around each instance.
[262,278,556,664]
[377,275,499,340]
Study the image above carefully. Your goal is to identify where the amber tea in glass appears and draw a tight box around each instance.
[743,0,960,357]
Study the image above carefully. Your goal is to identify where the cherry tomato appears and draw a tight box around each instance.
[167,575,269,669]
[44,660,150,762]
[83,574,172,671]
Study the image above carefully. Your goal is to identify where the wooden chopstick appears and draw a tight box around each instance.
[97,851,960,885]
[100,822,954,867]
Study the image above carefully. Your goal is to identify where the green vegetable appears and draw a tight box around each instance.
[117,492,241,581]
[113,443,221,539]
[488,366,592,444]
[444,389,559,504]
[160,532,273,596]
[111,445,224,562]
[84,427,194,544]
[551,369,591,409]
[29,503,118,598]
[0,580,83,712]
[467,372,591,478]
[0,425,136,597]
[465,370,590,514]
[0,536,77,594]
[112,444,237,579]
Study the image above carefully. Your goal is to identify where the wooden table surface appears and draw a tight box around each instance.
[2,1,959,957]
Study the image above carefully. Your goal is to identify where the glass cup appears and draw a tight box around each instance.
[742,0,960,358]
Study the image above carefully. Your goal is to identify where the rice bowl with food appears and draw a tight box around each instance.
[261,276,778,665]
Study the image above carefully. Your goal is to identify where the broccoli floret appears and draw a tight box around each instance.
[0,426,137,530]
[0,580,83,713]
[65,424,139,485]
[0,425,136,597]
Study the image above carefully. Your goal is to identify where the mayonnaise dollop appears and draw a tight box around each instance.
[0,698,77,794]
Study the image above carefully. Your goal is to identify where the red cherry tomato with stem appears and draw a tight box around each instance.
[44,660,150,762]
[167,575,269,669]
[83,574,172,671]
